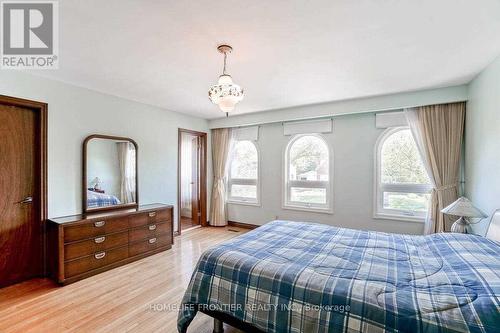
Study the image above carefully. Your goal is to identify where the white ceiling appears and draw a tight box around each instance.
[31,0,500,119]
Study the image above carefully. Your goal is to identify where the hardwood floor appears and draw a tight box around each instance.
[0,226,248,333]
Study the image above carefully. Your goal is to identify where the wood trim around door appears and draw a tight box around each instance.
[177,128,208,235]
[0,94,48,278]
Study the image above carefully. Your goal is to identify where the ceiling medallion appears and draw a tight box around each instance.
[208,44,244,116]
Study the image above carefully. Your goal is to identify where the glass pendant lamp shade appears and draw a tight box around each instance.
[208,74,244,112]
[208,45,244,114]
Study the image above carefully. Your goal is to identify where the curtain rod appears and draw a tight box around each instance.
[213,109,404,129]
[211,99,467,130]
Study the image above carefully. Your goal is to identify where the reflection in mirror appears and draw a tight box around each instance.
[86,137,137,210]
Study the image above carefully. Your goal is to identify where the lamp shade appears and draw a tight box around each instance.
[208,74,244,112]
[208,45,244,113]
[441,197,487,218]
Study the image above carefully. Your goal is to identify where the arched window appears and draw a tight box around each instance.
[227,140,260,204]
[284,134,332,212]
[375,127,432,220]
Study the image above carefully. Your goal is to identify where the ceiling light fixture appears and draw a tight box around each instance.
[208,44,244,116]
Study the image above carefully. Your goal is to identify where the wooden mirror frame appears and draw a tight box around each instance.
[82,134,139,214]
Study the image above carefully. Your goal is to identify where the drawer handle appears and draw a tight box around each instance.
[94,221,106,227]
[94,236,106,244]
[148,212,156,217]
[148,224,157,231]
[148,238,157,244]
[94,252,106,259]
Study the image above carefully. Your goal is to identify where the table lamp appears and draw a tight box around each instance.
[91,177,102,190]
[441,197,487,233]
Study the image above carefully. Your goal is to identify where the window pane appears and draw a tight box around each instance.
[381,129,429,184]
[231,184,257,199]
[289,136,329,181]
[230,141,258,179]
[290,187,326,204]
[383,192,430,212]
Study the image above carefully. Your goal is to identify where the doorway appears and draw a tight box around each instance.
[0,95,47,288]
[177,129,207,234]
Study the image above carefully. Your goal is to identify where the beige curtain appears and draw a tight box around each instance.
[210,128,232,226]
[117,142,136,204]
[405,102,465,234]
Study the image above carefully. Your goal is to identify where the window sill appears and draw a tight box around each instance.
[227,200,261,207]
[373,213,425,223]
[283,204,333,215]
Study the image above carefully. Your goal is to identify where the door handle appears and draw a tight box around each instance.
[17,196,33,204]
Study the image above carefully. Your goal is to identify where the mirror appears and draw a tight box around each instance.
[83,135,138,213]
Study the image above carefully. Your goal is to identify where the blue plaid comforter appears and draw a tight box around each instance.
[87,190,121,208]
[178,220,500,333]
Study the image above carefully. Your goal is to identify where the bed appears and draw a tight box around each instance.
[86,190,121,208]
[178,220,500,333]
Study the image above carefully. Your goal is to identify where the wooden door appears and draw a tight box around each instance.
[0,104,42,287]
[190,137,200,225]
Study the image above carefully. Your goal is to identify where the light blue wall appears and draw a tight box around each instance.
[0,71,211,232]
[214,85,473,235]
[465,55,500,235]
[227,113,425,235]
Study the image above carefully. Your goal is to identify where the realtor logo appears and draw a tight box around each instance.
[1,1,58,69]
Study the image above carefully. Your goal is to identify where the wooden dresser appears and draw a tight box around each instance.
[48,204,173,285]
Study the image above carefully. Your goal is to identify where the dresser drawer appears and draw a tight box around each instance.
[49,204,174,284]
[64,230,129,261]
[64,245,128,278]
[129,234,171,257]
[128,222,170,243]
[64,217,129,243]
[129,208,171,228]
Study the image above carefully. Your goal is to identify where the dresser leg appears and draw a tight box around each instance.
[213,318,224,333]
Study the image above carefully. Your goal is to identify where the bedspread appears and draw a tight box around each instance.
[178,220,500,332]
[87,190,121,208]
